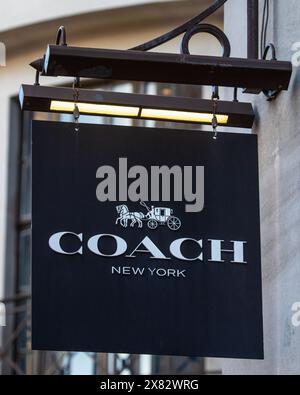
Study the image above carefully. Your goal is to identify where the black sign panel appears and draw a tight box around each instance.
[32,121,263,359]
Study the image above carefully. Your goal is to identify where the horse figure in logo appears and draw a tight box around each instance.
[116,205,145,228]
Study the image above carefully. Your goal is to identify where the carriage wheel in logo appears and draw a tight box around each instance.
[167,216,181,231]
[147,219,158,230]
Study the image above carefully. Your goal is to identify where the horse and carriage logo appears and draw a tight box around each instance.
[116,201,182,231]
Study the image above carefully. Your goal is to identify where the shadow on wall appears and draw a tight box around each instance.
[0,42,6,66]
[0,302,6,327]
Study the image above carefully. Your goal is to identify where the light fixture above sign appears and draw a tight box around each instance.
[19,84,255,128]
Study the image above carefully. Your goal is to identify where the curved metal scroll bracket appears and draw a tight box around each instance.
[56,26,67,46]
[181,23,230,56]
[130,0,230,57]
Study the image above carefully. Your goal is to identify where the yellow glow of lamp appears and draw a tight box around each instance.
[141,108,229,124]
[19,85,255,129]
[50,100,229,125]
[50,100,140,117]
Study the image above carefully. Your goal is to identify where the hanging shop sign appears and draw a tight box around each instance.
[32,120,263,359]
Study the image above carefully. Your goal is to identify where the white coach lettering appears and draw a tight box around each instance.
[49,232,83,255]
[170,238,203,261]
[48,232,248,264]
[209,240,247,264]
[127,236,169,260]
[88,234,127,257]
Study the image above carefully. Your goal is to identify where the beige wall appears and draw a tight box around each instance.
[0,0,175,32]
